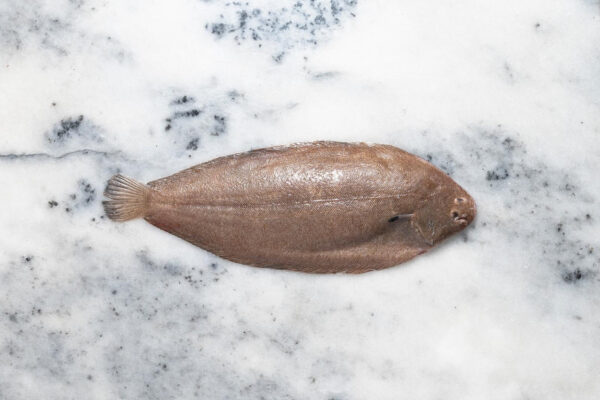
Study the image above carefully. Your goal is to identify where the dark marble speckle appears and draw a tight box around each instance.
[162,92,238,153]
[61,178,98,212]
[563,268,586,283]
[47,115,85,143]
[205,0,358,61]
[486,166,510,181]
[45,115,103,149]
[211,114,227,136]
[186,138,200,151]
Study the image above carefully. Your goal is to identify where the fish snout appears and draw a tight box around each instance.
[451,196,476,226]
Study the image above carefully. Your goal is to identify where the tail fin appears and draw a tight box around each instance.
[103,174,151,221]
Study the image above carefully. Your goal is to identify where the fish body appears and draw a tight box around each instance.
[103,141,476,273]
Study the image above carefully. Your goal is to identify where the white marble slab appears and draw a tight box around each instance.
[1,0,599,399]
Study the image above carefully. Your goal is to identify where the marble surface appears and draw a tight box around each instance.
[1,0,600,399]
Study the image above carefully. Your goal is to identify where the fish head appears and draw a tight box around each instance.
[412,183,476,246]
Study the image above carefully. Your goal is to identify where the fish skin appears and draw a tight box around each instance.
[104,141,476,273]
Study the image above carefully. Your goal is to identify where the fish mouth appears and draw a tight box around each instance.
[451,210,473,226]
[454,197,476,226]
[452,194,476,226]
[455,216,469,225]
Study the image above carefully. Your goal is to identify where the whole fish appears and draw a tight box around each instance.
[103,141,476,273]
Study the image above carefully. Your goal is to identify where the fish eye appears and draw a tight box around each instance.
[454,197,465,204]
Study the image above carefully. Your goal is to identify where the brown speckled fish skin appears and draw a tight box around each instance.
[104,141,476,273]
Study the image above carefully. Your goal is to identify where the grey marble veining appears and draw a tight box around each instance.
[1,0,600,399]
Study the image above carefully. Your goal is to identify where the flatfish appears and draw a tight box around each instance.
[103,141,476,273]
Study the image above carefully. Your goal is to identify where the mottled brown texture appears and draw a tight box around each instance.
[103,141,476,273]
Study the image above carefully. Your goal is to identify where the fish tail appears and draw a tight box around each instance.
[103,174,151,221]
